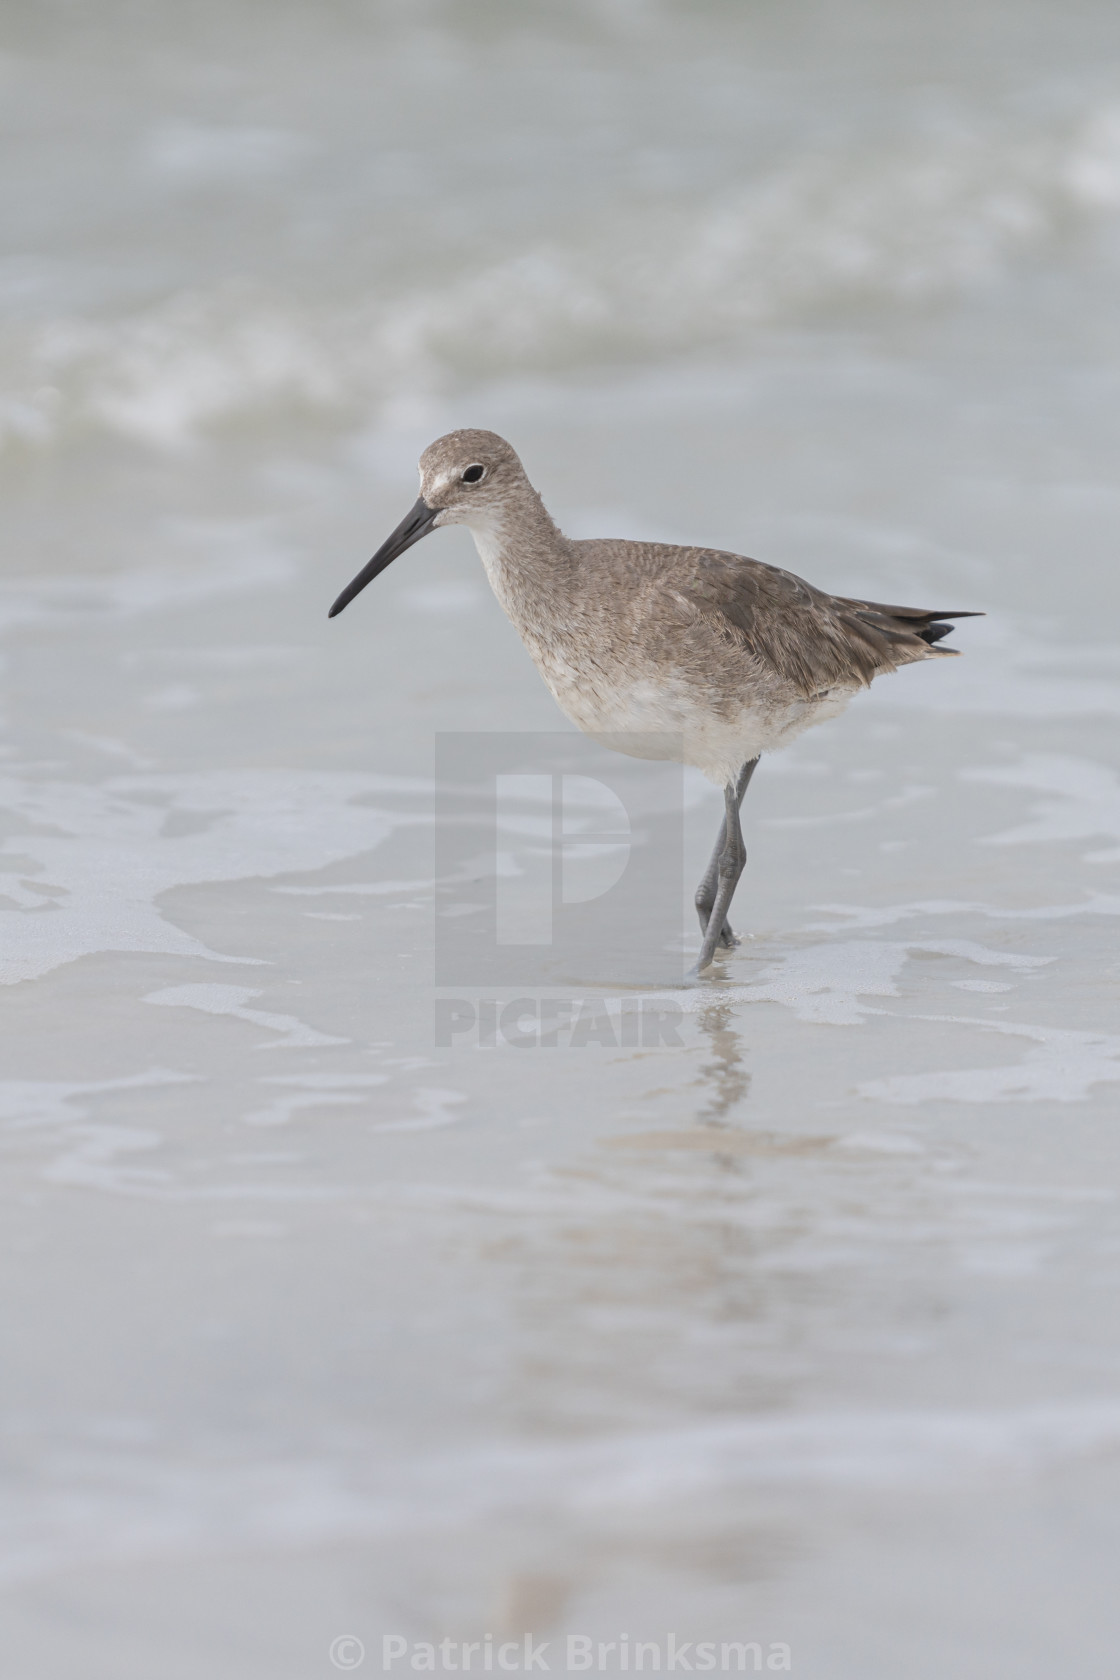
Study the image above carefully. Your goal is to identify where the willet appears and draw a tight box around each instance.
[330,430,979,975]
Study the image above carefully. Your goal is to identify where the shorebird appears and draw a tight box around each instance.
[329,429,979,976]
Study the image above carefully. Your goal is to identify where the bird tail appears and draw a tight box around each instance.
[836,600,984,658]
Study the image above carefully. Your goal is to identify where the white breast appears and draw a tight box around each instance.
[537,656,856,784]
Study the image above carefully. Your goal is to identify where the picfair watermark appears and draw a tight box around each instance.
[434,996,685,1049]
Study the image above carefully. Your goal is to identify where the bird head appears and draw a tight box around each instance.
[328,429,525,618]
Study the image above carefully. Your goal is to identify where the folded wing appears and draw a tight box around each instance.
[681,549,983,697]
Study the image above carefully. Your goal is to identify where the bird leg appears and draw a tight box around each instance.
[694,758,758,954]
[690,764,754,976]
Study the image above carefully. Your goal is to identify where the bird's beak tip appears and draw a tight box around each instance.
[327,496,437,620]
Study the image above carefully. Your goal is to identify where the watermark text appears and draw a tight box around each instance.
[345,1634,793,1672]
[435,997,684,1049]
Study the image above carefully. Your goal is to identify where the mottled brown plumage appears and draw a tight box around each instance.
[564,538,968,704]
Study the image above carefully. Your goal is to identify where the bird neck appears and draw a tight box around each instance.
[467,488,578,622]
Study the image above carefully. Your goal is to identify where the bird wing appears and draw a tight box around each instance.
[665,548,982,697]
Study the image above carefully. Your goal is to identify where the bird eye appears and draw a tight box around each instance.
[460,464,486,484]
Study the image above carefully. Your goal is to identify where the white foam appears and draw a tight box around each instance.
[371,1088,468,1133]
[806,894,1120,931]
[734,941,910,1025]
[143,984,348,1049]
[242,1073,390,1130]
[965,753,1120,858]
[271,879,433,897]
[860,1018,1120,1104]
[0,771,424,984]
[240,1078,465,1134]
[837,1131,926,1155]
[3,1399,1120,1586]
[0,1070,196,1193]
[708,937,1046,1026]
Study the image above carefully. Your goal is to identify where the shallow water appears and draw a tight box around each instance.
[3,3,1120,1676]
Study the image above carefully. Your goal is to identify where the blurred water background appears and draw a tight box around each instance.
[3,2,1120,1675]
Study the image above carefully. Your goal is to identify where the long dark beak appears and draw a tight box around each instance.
[328,498,439,618]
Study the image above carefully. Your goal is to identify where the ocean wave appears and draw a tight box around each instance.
[4,111,1120,449]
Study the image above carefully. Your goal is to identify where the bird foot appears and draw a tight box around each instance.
[696,911,737,949]
[687,928,738,979]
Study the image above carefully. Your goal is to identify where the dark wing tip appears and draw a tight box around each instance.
[916,610,984,646]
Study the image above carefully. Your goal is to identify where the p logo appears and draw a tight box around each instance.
[434,733,684,984]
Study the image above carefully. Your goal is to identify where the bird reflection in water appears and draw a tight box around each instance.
[694,1000,751,1128]
[606,999,829,1161]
